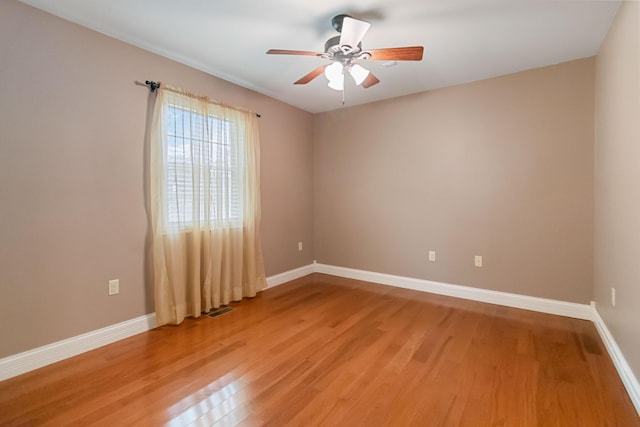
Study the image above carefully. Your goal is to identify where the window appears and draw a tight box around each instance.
[150,84,265,325]
[165,104,243,228]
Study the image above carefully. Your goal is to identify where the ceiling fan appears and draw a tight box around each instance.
[266,14,424,91]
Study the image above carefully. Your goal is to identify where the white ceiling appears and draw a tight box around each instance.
[21,0,620,113]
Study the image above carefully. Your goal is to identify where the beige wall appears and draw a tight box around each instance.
[0,1,315,358]
[595,1,640,382]
[315,58,594,303]
[2,0,624,367]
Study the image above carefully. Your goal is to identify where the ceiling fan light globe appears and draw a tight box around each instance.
[349,64,370,85]
[324,62,343,82]
[328,73,344,91]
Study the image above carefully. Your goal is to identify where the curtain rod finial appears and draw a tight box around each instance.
[145,80,160,92]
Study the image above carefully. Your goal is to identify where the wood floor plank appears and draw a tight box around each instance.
[0,273,637,426]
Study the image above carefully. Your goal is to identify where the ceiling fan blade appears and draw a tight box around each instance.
[339,17,371,50]
[294,65,327,85]
[361,72,380,89]
[367,46,424,61]
[266,49,323,56]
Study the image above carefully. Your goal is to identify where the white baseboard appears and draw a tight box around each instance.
[314,263,593,320]
[0,313,157,382]
[591,303,640,416]
[266,263,315,288]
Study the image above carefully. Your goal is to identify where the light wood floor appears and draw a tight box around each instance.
[1,273,638,426]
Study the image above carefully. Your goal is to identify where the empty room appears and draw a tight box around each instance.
[1,0,639,425]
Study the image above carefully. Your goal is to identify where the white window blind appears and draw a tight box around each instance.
[165,104,242,228]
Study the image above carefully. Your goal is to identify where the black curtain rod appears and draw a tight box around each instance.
[144,80,261,118]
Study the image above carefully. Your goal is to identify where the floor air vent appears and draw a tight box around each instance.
[208,306,233,318]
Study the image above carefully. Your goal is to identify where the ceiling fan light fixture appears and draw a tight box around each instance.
[349,64,370,85]
[324,62,343,82]
[328,73,344,91]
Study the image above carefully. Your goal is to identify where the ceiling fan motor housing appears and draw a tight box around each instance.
[324,36,370,63]
[325,35,361,54]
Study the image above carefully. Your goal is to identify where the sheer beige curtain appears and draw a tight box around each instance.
[150,85,266,326]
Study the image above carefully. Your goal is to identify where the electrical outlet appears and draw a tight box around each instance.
[108,279,119,296]
[298,241,303,252]
[474,255,483,267]
[611,288,616,307]
[428,251,436,262]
